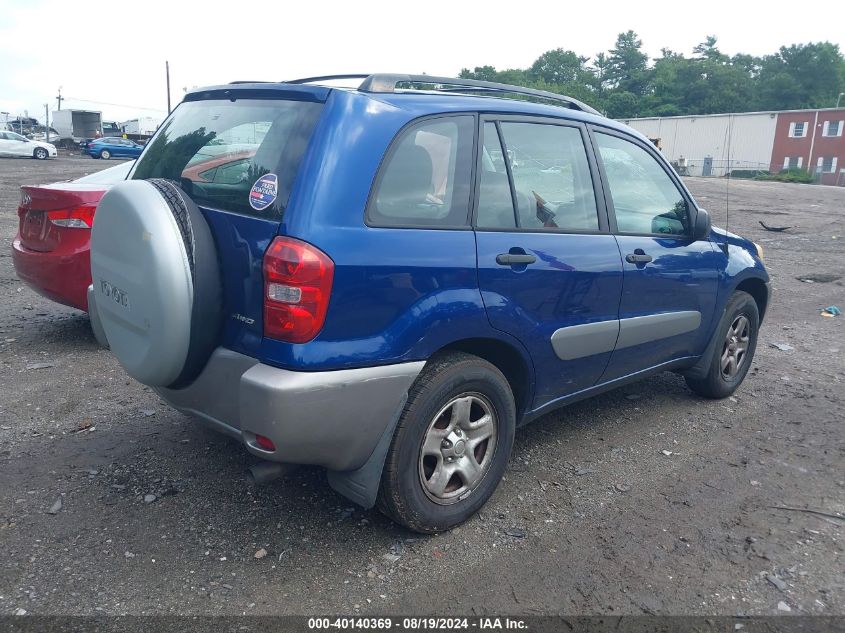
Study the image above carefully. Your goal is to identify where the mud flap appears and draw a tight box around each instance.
[326,394,408,509]
[681,304,728,380]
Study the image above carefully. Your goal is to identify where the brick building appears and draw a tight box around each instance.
[771,110,844,185]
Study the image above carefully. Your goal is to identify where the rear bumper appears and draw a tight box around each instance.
[155,347,424,471]
[12,237,90,311]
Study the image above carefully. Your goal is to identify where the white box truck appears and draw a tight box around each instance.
[52,109,103,146]
[121,116,161,142]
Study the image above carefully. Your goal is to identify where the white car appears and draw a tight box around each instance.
[0,131,58,159]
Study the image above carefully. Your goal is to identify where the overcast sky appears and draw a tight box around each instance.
[1,0,843,125]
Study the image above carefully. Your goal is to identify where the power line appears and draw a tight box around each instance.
[61,96,167,113]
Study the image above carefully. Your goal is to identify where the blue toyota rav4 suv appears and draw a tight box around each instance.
[87,74,770,532]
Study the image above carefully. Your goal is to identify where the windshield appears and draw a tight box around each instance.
[131,98,323,219]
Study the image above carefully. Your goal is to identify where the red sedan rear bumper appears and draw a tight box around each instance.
[12,236,91,311]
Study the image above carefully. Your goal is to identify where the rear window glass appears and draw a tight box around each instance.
[130,98,323,219]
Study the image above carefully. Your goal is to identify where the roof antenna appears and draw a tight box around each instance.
[721,113,733,256]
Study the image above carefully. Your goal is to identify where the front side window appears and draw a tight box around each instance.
[477,121,599,231]
[131,98,323,219]
[368,116,473,227]
[595,132,689,236]
[824,121,842,137]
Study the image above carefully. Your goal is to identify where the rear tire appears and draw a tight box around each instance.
[685,290,759,399]
[377,352,516,533]
[100,149,111,160]
[33,147,48,160]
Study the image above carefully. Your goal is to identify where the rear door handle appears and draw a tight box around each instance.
[625,252,653,264]
[496,253,537,265]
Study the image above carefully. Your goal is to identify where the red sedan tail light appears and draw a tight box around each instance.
[263,236,334,343]
[47,205,96,229]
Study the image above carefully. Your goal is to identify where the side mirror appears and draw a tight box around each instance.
[692,208,711,241]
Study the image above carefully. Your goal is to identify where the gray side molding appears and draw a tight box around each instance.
[551,311,702,361]
[551,320,619,360]
[616,311,701,349]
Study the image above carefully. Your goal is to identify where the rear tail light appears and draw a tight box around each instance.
[263,236,334,343]
[47,206,96,229]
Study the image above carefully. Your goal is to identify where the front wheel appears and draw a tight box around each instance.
[33,147,48,160]
[685,290,760,399]
[100,149,111,160]
[377,352,516,533]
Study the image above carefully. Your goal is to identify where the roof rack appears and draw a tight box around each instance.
[283,73,599,115]
[285,74,372,85]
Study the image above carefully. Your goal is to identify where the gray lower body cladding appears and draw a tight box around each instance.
[154,348,424,472]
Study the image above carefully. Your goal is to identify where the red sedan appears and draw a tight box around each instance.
[11,151,255,312]
[11,162,132,311]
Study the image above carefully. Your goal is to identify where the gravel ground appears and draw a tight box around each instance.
[0,155,842,616]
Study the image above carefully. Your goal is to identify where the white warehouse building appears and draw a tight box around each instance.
[618,111,778,177]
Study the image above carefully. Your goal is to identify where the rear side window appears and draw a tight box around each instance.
[476,122,516,228]
[131,98,323,219]
[477,121,599,231]
[368,116,474,228]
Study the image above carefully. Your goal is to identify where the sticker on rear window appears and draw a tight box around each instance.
[249,173,278,211]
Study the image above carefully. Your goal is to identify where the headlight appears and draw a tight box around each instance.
[754,242,764,261]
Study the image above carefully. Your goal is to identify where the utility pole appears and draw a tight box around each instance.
[807,110,820,181]
[44,104,50,143]
[837,92,844,108]
[166,61,172,114]
[56,86,63,111]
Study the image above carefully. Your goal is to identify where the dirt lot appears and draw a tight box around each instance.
[0,155,842,616]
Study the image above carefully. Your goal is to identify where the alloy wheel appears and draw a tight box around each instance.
[418,393,498,505]
[721,315,750,379]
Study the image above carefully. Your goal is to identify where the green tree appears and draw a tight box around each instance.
[591,52,613,99]
[693,35,728,62]
[757,42,844,109]
[607,30,650,95]
[529,48,590,84]
[459,66,499,82]
[454,35,845,117]
[605,91,640,118]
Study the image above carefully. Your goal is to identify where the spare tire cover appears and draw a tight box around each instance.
[90,179,221,388]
